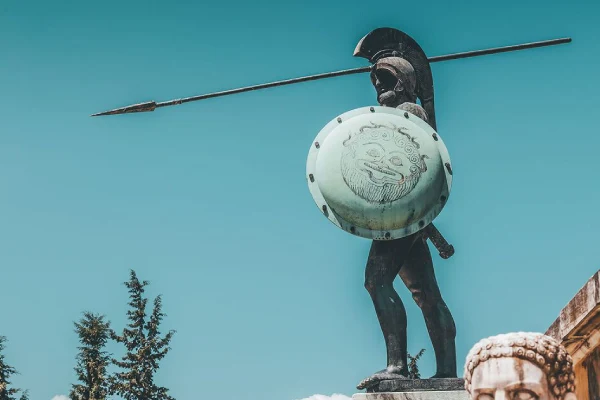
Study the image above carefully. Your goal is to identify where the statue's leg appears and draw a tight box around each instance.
[398,235,457,378]
[357,235,417,390]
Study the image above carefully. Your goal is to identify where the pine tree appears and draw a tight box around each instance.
[70,313,112,400]
[110,270,176,400]
[0,336,26,400]
[407,349,426,379]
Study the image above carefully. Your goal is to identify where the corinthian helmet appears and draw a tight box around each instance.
[354,27,437,130]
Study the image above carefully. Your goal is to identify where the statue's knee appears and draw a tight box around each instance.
[411,289,426,308]
[364,279,389,293]
[411,288,438,311]
[364,279,377,293]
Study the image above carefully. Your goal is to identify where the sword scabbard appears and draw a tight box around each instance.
[423,223,455,259]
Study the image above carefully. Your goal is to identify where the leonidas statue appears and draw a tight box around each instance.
[352,28,456,390]
[464,332,576,400]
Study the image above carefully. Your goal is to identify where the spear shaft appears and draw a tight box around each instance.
[91,37,571,117]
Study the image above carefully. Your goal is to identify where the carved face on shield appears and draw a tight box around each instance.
[370,56,418,108]
[341,124,428,204]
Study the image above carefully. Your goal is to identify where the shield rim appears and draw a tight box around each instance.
[306,106,452,240]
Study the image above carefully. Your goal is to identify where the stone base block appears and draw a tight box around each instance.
[367,378,465,393]
[353,390,468,400]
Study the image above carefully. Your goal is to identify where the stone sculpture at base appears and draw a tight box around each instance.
[464,332,577,400]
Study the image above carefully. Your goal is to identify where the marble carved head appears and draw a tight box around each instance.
[464,332,576,400]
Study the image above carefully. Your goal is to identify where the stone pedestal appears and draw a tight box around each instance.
[353,390,468,400]
[353,379,468,400]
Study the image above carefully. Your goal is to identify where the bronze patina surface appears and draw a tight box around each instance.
[354,28,457,390]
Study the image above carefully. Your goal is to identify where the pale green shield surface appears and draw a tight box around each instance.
[306,106,452,240]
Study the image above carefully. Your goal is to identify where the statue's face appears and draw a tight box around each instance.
[370,57,417,107]
[470,358,576,400]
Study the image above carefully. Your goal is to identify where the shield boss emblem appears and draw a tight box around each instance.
[306,106,452,240]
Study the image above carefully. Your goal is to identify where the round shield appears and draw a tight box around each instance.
[306,106,452,240]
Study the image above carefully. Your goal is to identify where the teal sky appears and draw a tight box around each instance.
[1,1,599,399]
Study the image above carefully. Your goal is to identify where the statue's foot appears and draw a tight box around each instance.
[357,366,408,390]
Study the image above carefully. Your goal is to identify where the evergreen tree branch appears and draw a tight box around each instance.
[110,270,176,400]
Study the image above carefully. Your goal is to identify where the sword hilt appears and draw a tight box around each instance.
[423,223,454,259]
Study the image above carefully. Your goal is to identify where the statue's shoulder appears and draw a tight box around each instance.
[397,102,428,123]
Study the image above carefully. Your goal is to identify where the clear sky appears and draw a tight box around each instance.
[1,1,599,399]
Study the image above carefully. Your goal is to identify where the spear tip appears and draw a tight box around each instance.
[91,101,157,117]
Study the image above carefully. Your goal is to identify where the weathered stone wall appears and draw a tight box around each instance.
[546,270,600,400]
[583,346,600,400]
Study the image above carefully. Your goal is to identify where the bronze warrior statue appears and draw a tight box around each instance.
[353,28,457,390]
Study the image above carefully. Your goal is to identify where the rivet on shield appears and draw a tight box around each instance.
[309,174,315,182]
[432,133,438,141]
[440,195,447,204]
[315,141,320,149]
[370,107,375,112]
[322,205,329,216]
[445,162,453,175]
[385,232,391,239]
[350,226,356,233]
[337,117,342,123]
[419,221,425,228]
[404,112,409,118]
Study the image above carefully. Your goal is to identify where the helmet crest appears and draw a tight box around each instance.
[354,28,437,130]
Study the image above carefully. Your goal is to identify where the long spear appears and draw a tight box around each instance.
[91,37,571,117]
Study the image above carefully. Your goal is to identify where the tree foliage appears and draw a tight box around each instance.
[70,313,112,400]
[110,270,176,400]
[0,336,27,400]
[407,348,426,379]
